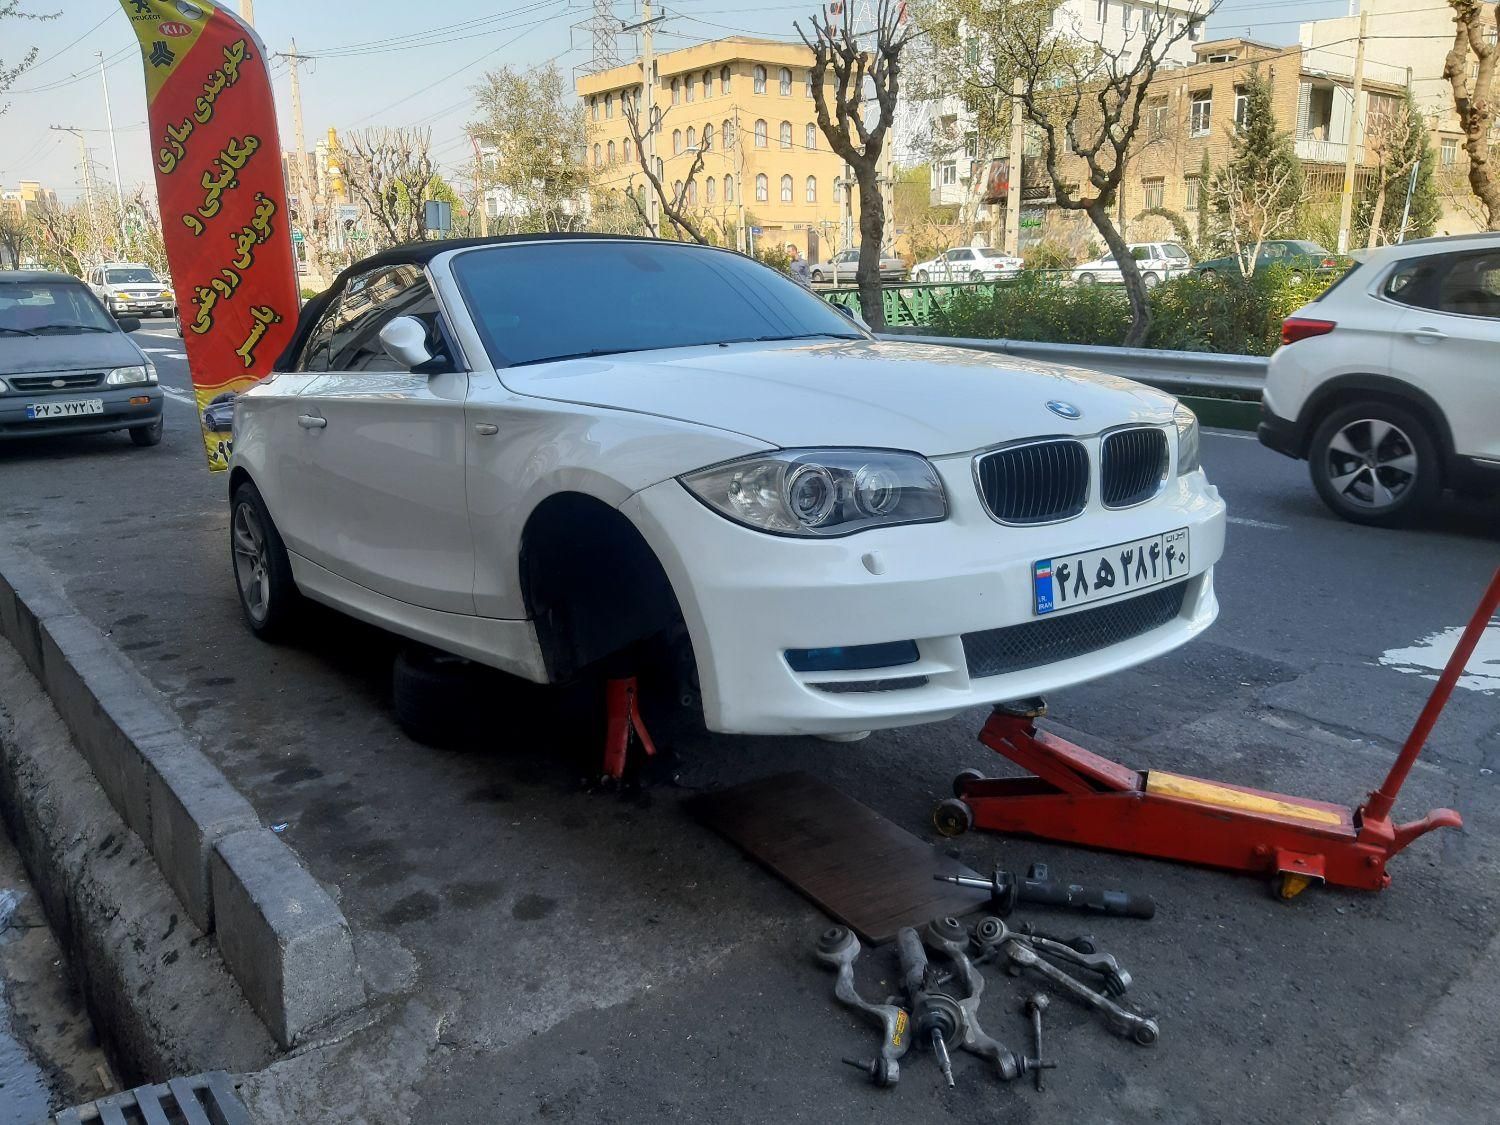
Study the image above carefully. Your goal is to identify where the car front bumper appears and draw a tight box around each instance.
[623,462,1227,735]
[108,297,175,315]
[0,385,163,440]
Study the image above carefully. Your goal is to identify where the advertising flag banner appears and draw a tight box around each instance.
[120,0,299,471]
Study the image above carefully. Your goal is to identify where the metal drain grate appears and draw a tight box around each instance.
[51,1071,252,1125]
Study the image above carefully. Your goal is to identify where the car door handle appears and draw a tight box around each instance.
[1408,327,1447,342]
[297,414,327,429]
[474,422,499,436]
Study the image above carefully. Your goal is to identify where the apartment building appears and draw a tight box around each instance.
[1299,0,1497,231]
[1029,39,1405,245]
[576,37,853,262]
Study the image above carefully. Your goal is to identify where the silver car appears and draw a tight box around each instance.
[86,262,177,319]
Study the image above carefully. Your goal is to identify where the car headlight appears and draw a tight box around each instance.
[105,364,156,386]
[680,449,948,537]
[1174,403,1201,475]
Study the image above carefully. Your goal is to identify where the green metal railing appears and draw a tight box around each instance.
[821,279,997,328]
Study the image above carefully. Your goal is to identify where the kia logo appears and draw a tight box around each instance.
[1046,400,1082,420]
[160,21,192,36]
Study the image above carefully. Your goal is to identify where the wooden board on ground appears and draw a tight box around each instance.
[686,771,982,944]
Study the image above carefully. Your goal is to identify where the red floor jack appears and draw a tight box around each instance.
[936,568,1499,899]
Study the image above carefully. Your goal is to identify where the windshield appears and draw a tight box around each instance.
[0,282,117,335]
[452,241,865,367]
[105,268,161,285]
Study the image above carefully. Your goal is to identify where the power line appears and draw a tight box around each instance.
[300,0,563,59]
[19,8,123,76]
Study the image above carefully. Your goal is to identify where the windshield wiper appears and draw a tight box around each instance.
[718,332,861,344]
[510,346,648,367]
[29,324,113,334]
[0,326,37,336]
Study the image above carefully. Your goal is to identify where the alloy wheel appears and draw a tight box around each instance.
[232,501,272,623]
[1323,418,1419,510]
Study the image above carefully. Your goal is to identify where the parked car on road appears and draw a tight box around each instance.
[86,262,176,319]
[1071,243,1192,288]
[912,246,1025,283]
[1196,240,1344,283]
[1259,232,1500,526]
[229,235,1225,737]
[0,271,163,446]
[808,247,908,285]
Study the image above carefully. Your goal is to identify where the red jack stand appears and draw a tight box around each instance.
[600,677,658,783]
[937,568,1497,899]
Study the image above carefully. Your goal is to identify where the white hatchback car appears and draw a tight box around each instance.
[1260,232,1500,526]
[229,236,1225,736]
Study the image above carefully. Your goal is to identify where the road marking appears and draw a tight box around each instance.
[1205,429,1257,441]
[1227,516,1288,530]
[160,387,196,407]
[1380,624,1500,694]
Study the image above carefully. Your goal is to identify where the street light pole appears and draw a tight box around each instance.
[1336,10,1368,255]
[97,52,124,209]
[240,0,255,24]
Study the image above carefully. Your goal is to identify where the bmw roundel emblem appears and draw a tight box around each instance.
[1046,400,1082,420]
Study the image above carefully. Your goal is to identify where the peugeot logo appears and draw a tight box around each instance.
[1046,400,1082,420]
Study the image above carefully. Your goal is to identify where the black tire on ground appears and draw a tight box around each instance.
[391,645,488,748]
[129,415,163,447]
[1076,273,1096,286]
[229,479,301,641]
[1143,271,1161,289]
[810,269,824,284]
[1199,268,1217,279]
[970,269,985,282]
[1307,399,1441,528]
[915,269,929,283]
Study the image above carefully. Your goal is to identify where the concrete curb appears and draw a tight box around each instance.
[0,544,365,1050]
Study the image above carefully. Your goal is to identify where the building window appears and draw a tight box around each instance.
[1233,86,1249,131]
[673,179,683,202]
[805,70,814,97]
[656,156,664,178]
[671,77,681,105]
[780,120,792,148]
[806,175,817,202]
[673,129,683,155]
[1142,177,1164,210]
[687,180,698,205]
[624,137,634,162]
[607,140,616,163]
[939,160,957,186]
[723,119,734,146]
[686,126,696,150]
[1190,91,1211,137]
[593,143,602,166]
[965,132,978,160]
[724,173,734,201]
[707,176,717,203]
[1189,18,1203,41]
[755,119,768,147]
[703,123,714,150]
[754,65,767,94]
[589,96,598,121]
[605,93,614,119]
[720,65,731,94]
[806,122,818,150]
[1096,0,1106,21]
[781,174,793,202]
[1147,95,1168,136]
[779,67,793,96]
[685,75,695,103]
[1185,175,1200,211]
[1121,2,1131,29]
[756,173,769,201]
[1441,138,1458,166]
[703,70,713,99]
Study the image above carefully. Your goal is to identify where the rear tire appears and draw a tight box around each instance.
[230,480,301,640]
[392,645,487,748]
[915,269,929,283]
[129,415,163,447]
[1076,273,1096,286]
[1143,271,1161,289]
[1307,400,1440,527]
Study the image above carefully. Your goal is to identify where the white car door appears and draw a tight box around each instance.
[945,248,975,280]
[294,263,477,614]
[1386,246,1500,462]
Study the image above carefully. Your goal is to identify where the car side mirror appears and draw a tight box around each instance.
[118,316,142,333]
[379,315,435,371]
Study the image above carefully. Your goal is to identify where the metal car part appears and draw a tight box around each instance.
[1002,938,1160,1046]
[814,926,910,1087]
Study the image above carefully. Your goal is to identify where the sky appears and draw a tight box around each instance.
[2,0,1361,205]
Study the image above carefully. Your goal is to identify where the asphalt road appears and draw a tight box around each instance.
[2,327,1498,1123]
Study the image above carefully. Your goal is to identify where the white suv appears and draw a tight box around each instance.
[228,236,1225,736]
[1260,233,1500,526]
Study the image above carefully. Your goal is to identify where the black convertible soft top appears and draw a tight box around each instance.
[276,232,683,370]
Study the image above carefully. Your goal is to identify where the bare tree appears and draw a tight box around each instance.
[342,127,440,249]
[956,0,1212,344]
[1206,162,1299,277]
[620,96,710,244]
[1443,0,1499,229]
[26,199,83,275]
[0,203,27,267]
[798,0,916,329]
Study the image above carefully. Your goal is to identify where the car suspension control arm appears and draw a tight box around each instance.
[1002,938,1160,1046]
[814,927,910,1087]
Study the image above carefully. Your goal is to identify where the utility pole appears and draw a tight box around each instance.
[286,40,311,210]
[52,126,101,264]
[1336,9,1367,255]
[471,135,490,237]
[1005,76,1023,256]
[96,52,124,209]
[240,0,254,24]
[622,0,665,237]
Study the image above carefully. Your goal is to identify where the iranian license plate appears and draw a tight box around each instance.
[26,399,104,420]
[1033,528,1190,615]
